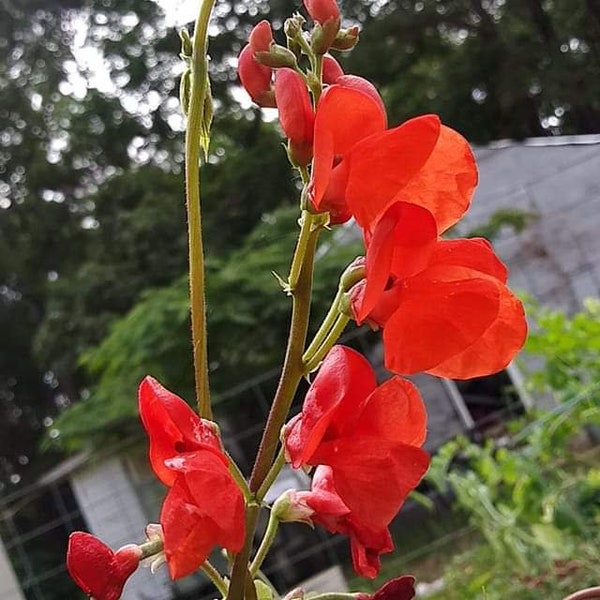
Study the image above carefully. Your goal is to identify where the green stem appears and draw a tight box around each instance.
[227,214,323,600]
[226,503,260,600]
[250,511,280,576]
[245,570,258,600]
[138,538,163,560]
[249,213,324,494]
[201,560,228,597]
[256,448,286,502]
[302,286,344,363]
[288,211,314,292]
[185,0,215,419]
[303,313,350,373]
[226,451,252,502]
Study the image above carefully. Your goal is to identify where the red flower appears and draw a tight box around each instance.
[160,451,246,579]
[357,576,416,600]
[350,202,527,379]
[67,532,141,600]
[238,44,276,108]
[284,346,429,538]
[310,81,477,228]
[138,376,225,486]
[248,20,273,53]
[139,377,245,580]
[295,466,394,578]
[275,68,315,166]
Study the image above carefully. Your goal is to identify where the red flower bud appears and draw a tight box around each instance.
[249,20,273,53]
[238,44,276,108]
[67,532,141,600]
[275,68,315,166]
[322,55,344,84]
[304,0,340,25]
[357,576,416,600]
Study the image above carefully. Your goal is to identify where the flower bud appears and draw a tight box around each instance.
[322,54,344,84]
[331,25,360,51]
[275,68,315,167]
[255,45,298,69]
[249,20,273,53]
[67,532,142,600]
[238,44,276,108]
[284,14,305,40]
[310,19,340,55]
[304,0,340,26]
[272,490,315,525]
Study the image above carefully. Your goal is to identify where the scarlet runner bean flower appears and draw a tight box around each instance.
[67,532,141,600]
[283,345,430,577]
[139,377,245,579]
[349,202,528,378]
[238,21,277,108]
[309,80,477,229]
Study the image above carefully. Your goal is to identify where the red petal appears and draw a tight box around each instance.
[292,346,377,466]
[275,68,314,147]
[371,576,416,600]
[66,532,127,600]
[349,526,393,579]
[249,21,273,53]
[393,125,477,232]
[429,238,507,283]
[138,376,224,486]
[167,451,246,549]
[345,115,441,229]
[237,45,275,108]
[358,202,437,322]
[336,76,387,122]
[426,284,527,378]
[312,86,386,209]
[382,274,501,375]
[161,479,219,580]
[356,377,427,447]
[322,55,344,83]
[315,437,430,530]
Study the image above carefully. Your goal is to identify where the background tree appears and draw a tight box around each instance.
[2,0,599,489]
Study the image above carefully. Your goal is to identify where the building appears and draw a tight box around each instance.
[1,135,599,599]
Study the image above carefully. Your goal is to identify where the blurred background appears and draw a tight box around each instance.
[0,0,599,598]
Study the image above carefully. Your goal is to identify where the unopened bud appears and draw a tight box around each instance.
[340,257,366,291]
[284,15,304,40]
[179,28,193,59]
[310,19,340,55]
[331,25,360,51]
[272,490,315,525]
[255,45,298,69]
[249,20,273,53]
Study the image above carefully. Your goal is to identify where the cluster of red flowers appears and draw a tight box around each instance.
[66,0,527,597]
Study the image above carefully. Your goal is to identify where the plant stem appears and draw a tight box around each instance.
[302,286,344,363]
[226,503,260,600]
[185,0,215,419]
[226,451,252,502]
[256,448,286,502]
[250,510,280,576]
[303,313,350,373]
[288,211,314,292]
[201,560,228,597]
[227,214,323,600]
[249,213,324,494]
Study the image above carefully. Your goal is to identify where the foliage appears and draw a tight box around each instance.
[50,205,363,449]
[425,302,600,598]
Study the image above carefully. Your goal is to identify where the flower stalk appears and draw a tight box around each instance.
[185,0,216,419]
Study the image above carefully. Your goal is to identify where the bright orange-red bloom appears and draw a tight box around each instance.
[275,68,315,166]
[310,81,477,229]
[284,345,429,576]
[139,377,245,580]
[67,532,141,600]
[295,466,394,578]
[350,202,528,379]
